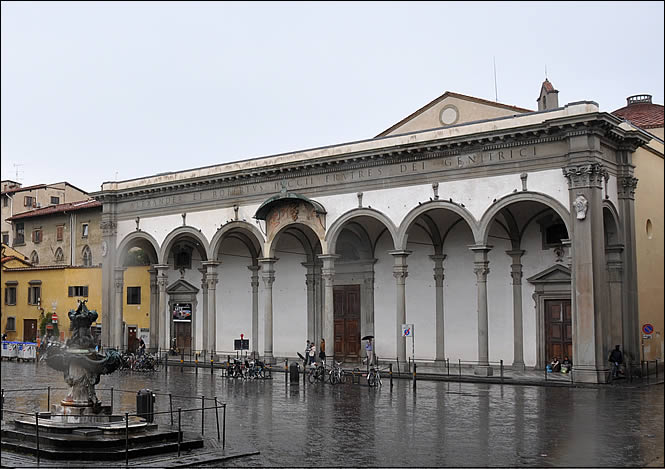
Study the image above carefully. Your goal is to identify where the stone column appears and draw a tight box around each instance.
[198,267,208,353]
[606,244,624,355]
[617,172,640,363]
[362,271,376,343]
[302,262,316,343]
[100,216,117,348]
[319,254,338,363]
[113,267,126,350]
[563,163,609,383]
[259,258,278,362]
[155,264,170,351]
[430,254,446,362]
[148,268,158,352]
[248,265,260,354]
[202,261,220,356]
[314,263,323,344]
[470,245,493,376]
[389,250,411,364]
[506,249,526,371]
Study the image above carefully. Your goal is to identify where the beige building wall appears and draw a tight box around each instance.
[383,95,529,136]
[633,143,664,360]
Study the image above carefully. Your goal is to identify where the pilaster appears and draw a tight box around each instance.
[506,249,525,371]
[259,257,278,362]
[202,260,220,355]
[318,254,339,363]
[470,245,493,376]
[248,265,260,355]
[389,250,411,364]
[430,254,446,362]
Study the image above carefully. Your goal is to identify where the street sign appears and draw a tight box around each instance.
[234,339,249,351]
[52,313,58,323]
[642,324,654,335]
[401,324,413,337]
[643,334,652,340]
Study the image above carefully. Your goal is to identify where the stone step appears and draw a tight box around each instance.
[1,431,204,460]
[1,426,190,451]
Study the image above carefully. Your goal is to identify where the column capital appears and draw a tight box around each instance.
[429,254,447,263]
[469,244,493,255]
[202,260,221,268]
[247,265,261,273]
[154,264,170,273]
[113,266,126,276]
[505,249,525,260]
[562,163,608,189]
[388,250,412,259]
[617,176,639,199]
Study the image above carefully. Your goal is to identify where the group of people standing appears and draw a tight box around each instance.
[304,339,326,366]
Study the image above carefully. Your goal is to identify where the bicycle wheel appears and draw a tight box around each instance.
[330,370,339,385]
[367,371,376,387]
[308,369,316,384]
[339,370,346,384]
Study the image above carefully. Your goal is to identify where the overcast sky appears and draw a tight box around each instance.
[2,1,663,193]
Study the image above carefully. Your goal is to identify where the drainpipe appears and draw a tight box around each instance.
[69,212,75,266]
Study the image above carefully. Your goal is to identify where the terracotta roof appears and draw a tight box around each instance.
[1,255,33,267]
[376,91,533,138]
[7,199,101,221]
[1,184,47,195]
[541,79,556,93]
[612,96,664,130]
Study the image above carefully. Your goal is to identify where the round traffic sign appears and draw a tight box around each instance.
[642,324,654,334]
[52,313,59,323]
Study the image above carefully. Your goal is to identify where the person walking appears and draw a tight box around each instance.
[365,338,374,368]
[304,340,311,366]
[608,345,624,378]
[308,341,316,366]
[319,338,326,366]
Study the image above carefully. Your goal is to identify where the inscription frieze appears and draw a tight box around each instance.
[120,143,559,214]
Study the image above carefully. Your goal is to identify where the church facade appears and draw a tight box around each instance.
[93,82,655,384]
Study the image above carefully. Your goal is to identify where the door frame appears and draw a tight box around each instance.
[23,318,38,342]
[528,264,572,369]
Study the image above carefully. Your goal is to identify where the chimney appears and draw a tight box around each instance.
[626,94,652,105]
[537,79,559,111]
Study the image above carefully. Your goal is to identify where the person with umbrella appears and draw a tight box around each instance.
[363,335,374,368]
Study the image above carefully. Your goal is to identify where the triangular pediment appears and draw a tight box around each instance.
[527,264,571,284]
[376,91,532,138]
[166,278,199,295]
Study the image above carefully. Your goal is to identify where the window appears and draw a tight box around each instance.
[2,196,7,207]
[5,283,17,305]
[2,232,8,245]
[50,196,60,205]
[28,283,41,305]
[15,222,24,245]
[127,287,141,305]
[68,286,89,297]
[32,229,43,243]
[56,225,64,241]
[545,223,568,246]
[54,247,64,263]
[82,223,89,238]
[174,245,192,269]
[82,245,92,266]
[6,316,16,332]
[30,251,39,265]
[24,196,34,207]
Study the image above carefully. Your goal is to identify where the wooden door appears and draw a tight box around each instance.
[333,285,361,360]
[174,322,191,354]
[545,299,572,362]
[23,319,37,342]
[128,326,137,353]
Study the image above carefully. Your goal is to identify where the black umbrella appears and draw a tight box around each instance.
[297,352,306,360]
[361,335,374,341]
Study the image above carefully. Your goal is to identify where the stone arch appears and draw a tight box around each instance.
[82,245,92,267]
[602,200,623,245]
[396,201,480,251]
[325,208,398,255]
[478,192,571,245]
[116,231,161,268]
[265,222,322,260]
[159,226,210,264]
[208,221,265,261]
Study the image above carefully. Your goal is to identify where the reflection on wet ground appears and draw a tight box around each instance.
[2,362,663,467]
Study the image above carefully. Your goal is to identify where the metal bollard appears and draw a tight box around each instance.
[47,386,51,410]
[1,388,4,421]
[222,404,226,449]
[285,359,289,384]
[500,360,504,384]
[111,387,114,412]
[125,412,129,466]
[201,395,205,436]
[165,351,168,375]
[211,356,214,376]
[413,362,417,389]
[646,361,650,383]
[458,359,462,380]
[389,363,393,388]
[446,358,450,376]
[195,354,198,374]
[214,397,220,441]
[35,412,40,465]
[169,393,174,426]
[177,408,182,457]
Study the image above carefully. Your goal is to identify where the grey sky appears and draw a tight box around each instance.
[2,1,663,193]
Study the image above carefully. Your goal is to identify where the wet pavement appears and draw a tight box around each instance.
[2,361,663,467]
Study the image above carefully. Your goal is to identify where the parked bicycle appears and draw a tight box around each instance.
[367,366,382,387]
[307,361,326,384]
[328,360,346,385]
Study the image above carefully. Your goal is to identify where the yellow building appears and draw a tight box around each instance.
[612,95,664,361]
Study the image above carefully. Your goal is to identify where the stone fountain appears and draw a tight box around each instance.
[1,300,203,461]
